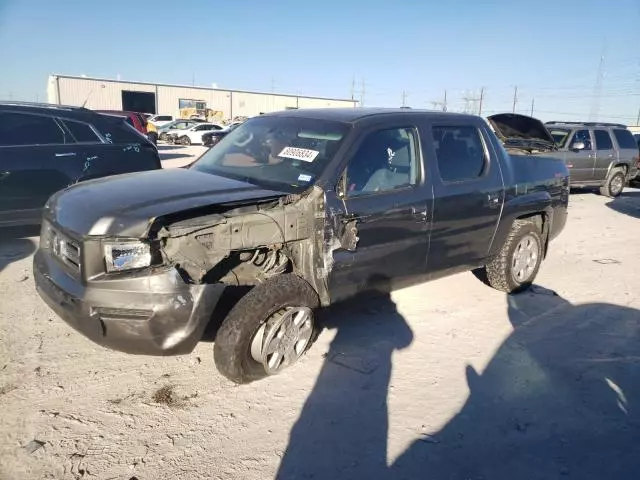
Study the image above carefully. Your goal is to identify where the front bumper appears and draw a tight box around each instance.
[34,249,226,356]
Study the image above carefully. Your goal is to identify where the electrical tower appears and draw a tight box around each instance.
[431,90,448,111]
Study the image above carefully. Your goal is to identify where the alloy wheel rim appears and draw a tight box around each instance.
[250,306,314,375]
[611,175,624,195]
[511,234,540,284]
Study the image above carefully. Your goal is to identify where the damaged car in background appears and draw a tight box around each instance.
[33,108,569,384]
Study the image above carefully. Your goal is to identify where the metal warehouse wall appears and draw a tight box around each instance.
[48,76,357,120]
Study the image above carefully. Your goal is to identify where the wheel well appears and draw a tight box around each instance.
[613,164,628,174]
[516,212,549,257]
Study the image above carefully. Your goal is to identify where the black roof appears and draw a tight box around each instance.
[0,101,98,119]
[263,107,477,123]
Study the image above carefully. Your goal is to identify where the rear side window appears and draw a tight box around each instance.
[613,129,638,149]
[62,120,101,143]
[594,130,613,150]
[0,111,66,146]
[94,114,147,143]
[432,125,487,182]
[157,115,172,121]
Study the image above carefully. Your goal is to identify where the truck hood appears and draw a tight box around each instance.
[45,168,287,238]
[487,113,556,145]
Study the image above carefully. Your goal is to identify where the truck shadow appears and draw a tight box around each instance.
[0,226,38,274]
[277,286,640,479]
[606,191,640,219]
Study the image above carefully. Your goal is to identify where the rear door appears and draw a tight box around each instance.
[593,129,616,181]
[425,120,505,278]
[612,128,639,178]
[328,124,432,300]
[0,110,70,225]
[564,129,595,182]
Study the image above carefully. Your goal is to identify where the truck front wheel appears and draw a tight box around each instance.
[483,219,543,294]
[213,274,320,384]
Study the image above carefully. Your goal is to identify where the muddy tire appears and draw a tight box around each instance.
[180,136,191,146]
[600,168,626,198]
[213,274,320,384]
[482,219,543,294]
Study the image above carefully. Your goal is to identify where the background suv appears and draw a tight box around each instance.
[545,121,639,197]
[0,102,161,227]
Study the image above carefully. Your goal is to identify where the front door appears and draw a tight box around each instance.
[593,129,616,181]
[328,125,432,301]
[564,129,595,182]
[425,121,505,278]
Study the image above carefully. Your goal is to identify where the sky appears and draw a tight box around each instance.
[1,0,640,123]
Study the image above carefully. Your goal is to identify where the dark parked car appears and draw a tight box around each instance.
[202,123,240,147]
[489,115,639,197]
[34,108,569,384]
[0,102,161,227]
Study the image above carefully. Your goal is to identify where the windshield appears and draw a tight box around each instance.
[550,128,571,147]
[190,116,350,192]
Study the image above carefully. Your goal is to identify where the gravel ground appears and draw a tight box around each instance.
[1,179,640,479]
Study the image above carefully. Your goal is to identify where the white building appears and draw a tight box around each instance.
[47,75,357,121]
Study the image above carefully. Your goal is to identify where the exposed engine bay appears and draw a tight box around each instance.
[154,186,357,306]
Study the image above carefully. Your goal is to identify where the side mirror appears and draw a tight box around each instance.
[571,141,586,151]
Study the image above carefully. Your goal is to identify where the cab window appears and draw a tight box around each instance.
[345,127,419,196]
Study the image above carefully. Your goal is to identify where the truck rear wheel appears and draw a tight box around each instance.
[600,168,626,198]
[213,274,320,384]
[483,219,543,294]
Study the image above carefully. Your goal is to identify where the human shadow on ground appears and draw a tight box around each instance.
[277,285,640,480]
[0,226,38,274]
[277,289,413,479]
[606,191,640,219]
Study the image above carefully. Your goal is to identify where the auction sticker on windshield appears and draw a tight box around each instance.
[278,147,319,162]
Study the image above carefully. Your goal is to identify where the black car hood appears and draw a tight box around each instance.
[487,113,556,145]
[46,168,287,237]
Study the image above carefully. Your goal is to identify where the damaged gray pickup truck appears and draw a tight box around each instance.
[34,108,569,384]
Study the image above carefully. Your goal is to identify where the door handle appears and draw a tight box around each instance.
[487,193,501,208]
[55,152,76,157]
[411,206,428,221]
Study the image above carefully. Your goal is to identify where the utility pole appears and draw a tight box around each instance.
[589,41,606,121]
[271,77,275,93]
[401,90,408,107]
[192,72,195,87]
[431,90,448,112]
[360,78,365,107]
[478,87,484,115]
[636,105,640,126]
[350,75,355,101]
[512,86,518,113]
[530,98,535,117]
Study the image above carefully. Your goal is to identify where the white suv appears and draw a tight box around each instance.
[148,115,174,128]
[172,123,226,145]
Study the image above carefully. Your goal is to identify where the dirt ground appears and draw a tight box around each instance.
[1,155,640,479]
